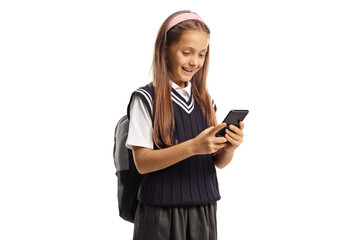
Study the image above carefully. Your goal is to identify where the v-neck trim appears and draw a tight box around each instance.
[171,90,194,114]
[170,80,194,114]
[170,81,191,100]
[171,87,193,105]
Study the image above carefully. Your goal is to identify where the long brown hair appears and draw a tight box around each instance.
[152,10,217,148]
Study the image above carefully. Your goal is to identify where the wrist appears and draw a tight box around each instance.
[187,139,198,156]
[222,146,235,154]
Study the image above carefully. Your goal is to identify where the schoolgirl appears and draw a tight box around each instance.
[125,10,245,240]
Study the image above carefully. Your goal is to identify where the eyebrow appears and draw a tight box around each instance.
[181,46,208,52]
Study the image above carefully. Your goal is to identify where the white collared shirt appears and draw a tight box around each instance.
[125,81,191,149]
[170,80,191,102]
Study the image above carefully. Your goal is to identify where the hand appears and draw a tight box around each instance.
[223,121,245,153]
[192,123,228,155]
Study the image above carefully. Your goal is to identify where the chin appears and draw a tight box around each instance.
[181,74,194,82]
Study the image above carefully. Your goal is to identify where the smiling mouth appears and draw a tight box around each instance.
[182,67,194,74]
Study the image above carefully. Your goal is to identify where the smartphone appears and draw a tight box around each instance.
[215,110,249,137]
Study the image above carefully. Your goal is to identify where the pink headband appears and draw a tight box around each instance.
[166,13,204,32]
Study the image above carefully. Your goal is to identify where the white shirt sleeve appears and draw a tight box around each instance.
[125,95,154,150]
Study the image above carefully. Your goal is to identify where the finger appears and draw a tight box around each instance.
[203,126,214,133]
[210,122,227,135]
[229,124,244,137]
[211,144,227,154]
[214,136,227,144]
[225,133,239,147]
[220,143,228,149]
[215,143,228,150]
[225,128,242,141]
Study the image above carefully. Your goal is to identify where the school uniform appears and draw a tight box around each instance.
[126,81,219,240]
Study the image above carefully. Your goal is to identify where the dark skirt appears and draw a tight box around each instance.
[133,202,217,240]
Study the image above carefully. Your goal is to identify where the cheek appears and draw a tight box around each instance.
[198,59,206,69]
[168,59,179,70]
[176,55,187,66]
[168,58,179,71]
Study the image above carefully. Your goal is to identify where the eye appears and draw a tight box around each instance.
[200,51,207,58]
[182,51,191,56]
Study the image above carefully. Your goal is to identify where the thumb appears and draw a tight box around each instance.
[210,123,227,135]
[201,126,214,135]
[240,121,245,130]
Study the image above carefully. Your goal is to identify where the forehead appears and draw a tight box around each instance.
[172,30,209,51]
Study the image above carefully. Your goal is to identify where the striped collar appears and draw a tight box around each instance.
[170,80,191,102]
[170,80,194,114]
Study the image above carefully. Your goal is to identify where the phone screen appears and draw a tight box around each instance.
[215,110,248,137]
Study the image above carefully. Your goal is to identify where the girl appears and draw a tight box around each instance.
[125,10,245,240]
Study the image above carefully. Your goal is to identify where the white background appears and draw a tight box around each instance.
[1,0,359,239]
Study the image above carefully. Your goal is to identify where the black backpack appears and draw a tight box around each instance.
[113,85,152,223]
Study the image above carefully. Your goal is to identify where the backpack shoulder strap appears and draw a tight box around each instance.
[127,84,154,120]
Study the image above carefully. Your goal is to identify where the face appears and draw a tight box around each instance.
[166,30,209,89]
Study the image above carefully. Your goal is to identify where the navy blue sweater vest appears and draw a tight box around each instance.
[131,84,221,206]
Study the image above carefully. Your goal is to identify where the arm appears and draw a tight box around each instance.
[132,123,228,174]
[132,140,196,174]
[213,121,245,169]
[213,148,235,169]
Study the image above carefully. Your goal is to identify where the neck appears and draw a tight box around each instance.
[172,80,187,89]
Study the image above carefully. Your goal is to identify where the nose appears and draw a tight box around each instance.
[189,56,199,67]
